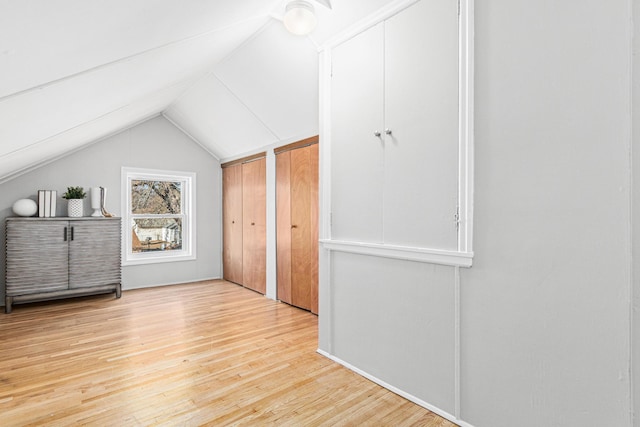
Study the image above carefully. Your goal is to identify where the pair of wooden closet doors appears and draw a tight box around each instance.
[276,138,319,314]
[222,155,266,294]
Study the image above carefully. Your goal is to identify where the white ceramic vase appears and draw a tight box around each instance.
[67,199,83,217]
[12,199,38,217]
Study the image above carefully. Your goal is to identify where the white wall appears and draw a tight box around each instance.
[320,1,633,426]
[462,1,631,425]
[633,0,640,425]
[0,115,222,303]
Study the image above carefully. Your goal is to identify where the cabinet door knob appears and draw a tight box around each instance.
[385,128,392,135]
[291,225,298,229]
[374,131,381,137]
[251,222,255,226]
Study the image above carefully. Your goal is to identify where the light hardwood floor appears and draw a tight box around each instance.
[0,280,456,426]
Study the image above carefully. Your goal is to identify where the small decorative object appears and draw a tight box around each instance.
[62,186,86,218]
[37,190,57,217]
[90,187,103,217]
[100,187,113,217]
[12,199,38,217]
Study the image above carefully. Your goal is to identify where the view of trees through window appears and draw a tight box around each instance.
[131,180,183,253]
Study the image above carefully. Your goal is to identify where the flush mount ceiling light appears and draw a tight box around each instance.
[283,0,317,36]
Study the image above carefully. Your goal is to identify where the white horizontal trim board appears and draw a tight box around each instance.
[319,239,473,267]
[317,349,476,427]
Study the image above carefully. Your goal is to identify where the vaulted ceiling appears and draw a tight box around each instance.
[0,0,395,183]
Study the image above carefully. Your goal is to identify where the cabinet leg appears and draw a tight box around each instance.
[115,284,122,299]
[5,297,13,314]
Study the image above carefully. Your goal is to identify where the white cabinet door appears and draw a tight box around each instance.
[330,0,460,250]
[383,0,459,250]
[330,22,385,243]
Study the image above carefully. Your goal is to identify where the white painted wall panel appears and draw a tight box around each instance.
[309,0,404,46]
[461,0,632,426]
[634,0,640,424]
[330,251,456,414]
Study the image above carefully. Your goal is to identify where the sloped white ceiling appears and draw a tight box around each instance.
[0,0,397,182]
[165,20,320,159]
[0,0,275,97]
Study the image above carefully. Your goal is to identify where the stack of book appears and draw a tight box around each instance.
[37,190,57,217]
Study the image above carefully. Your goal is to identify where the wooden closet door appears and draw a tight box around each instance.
[276,152,292,304]
[276,142,319,313]
[290,145,314,311]
[293,144,319,314]
[242,158,267,294]
[223,164,243,284]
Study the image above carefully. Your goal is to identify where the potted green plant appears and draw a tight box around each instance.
[62,186,86,217]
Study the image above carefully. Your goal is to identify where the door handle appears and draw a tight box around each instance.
[291,225,298,229]
[63,227,67,241]
[70,227,74,241]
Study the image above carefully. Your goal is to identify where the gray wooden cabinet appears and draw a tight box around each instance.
[5,217,122,313]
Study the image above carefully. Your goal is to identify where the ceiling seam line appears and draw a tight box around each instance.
[0,112,163,186]
[162,112,220,161]
[0,14,268,104]
[211,72,281,141]
[1,77,193,158]
[165,18,276,111]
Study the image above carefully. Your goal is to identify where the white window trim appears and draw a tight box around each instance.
[318,0,474,268]
[121,167,196,266]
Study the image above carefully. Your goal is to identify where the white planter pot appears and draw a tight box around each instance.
[67,199,84,217]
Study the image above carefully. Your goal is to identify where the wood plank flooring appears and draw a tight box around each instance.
[0,280,456,426]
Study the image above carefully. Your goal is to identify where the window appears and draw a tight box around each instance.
[122,167,196,265]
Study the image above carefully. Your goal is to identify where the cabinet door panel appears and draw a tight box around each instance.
[276,151,292,304]
[330,23,385,243]
[69,220,121,288]
[223,164,243,284]
[6,220,69,295]
[291,146,312,311]
[242,158,267,294]
[383,0,459,250]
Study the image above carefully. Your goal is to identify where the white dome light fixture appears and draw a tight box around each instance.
[283,0,317,36]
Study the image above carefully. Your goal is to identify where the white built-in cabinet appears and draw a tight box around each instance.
[329,0,461,252]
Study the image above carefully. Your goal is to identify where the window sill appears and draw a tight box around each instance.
[319,239,473,268]
[122,252,196,266]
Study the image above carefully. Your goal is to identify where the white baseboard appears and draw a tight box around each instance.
[316,349,475,427]
[122,276,222,291]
